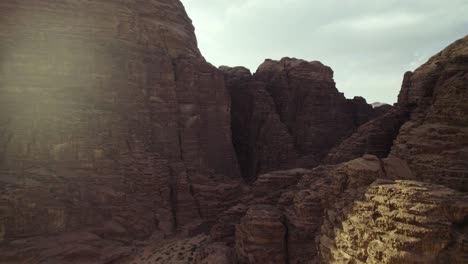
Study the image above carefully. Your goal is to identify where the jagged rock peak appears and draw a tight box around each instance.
[219,65,252,76]
[392,35,468,191]
[256,57,334,80]
[398,35,468,108]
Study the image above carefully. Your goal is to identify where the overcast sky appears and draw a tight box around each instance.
[181,0,467,103]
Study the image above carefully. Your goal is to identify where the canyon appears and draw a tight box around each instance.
[0,1,467,264]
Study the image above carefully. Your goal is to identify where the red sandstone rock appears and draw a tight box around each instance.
[220,66,298,182]
[235,205,287,264]
[0,0,241,262]
[223,59,379,181]
[391,36,468,191]
[320,180,468,263]
[347,96,378,126]
[324,107,410,164]
[253,58,356,164]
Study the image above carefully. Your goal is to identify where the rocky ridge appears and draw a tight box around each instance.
[0,1,466,263]
[195,36,468,264]
[0,0,241,262]
[222,58,382,181]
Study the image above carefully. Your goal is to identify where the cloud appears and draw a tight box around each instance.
[181,0,468,103]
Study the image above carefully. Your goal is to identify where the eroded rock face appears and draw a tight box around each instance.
[254,58,356,164]
[391,36,468,191]
[220,66,297,182]
[321,180,468,264]
[324,107,410,164]
[199,154,468,264]
[235,205,287,264]
[347,96,377,126]
[223,59,379,181]
[0,0,240,261]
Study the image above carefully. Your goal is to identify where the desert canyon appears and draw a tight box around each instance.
[0,1,466,264]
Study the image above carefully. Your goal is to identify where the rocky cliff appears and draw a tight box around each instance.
[0,1,467,263]
[0,0,241,262]
[220,66,298,182]
[223,59,380,181]
[194,36,468,264]
[391,37,468,191]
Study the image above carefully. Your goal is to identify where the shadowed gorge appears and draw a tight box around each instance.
[0,1,467,263]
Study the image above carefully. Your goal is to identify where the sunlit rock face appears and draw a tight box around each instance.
[0,0,239,247]
[192,37,468,264]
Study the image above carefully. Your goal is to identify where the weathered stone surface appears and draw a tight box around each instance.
[282,155,387,263]
[235,205,287,264]
[197,37,468,264]
[195,242,237,264]
[254,58,356,164]
[391,36,468,191]
[209,169,310,245]
[224,59,379,181]
[320,180,468,264]
[324,107,410,164]
[374,103,393,117]
[220,66,297,182]
[0,0,240,261]
[0,231,133,264]
[347,96,377,126]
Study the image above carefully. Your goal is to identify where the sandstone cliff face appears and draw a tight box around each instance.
[324,107,410,164]
[254,58,356,163]
[347,96,378,126]
[391,36,468,191]
[321,180,468,264]
[0,0,240,260]
[193,37,468,264]
[235,205,287,264]
[197,155,467,264]
[1,1,467,263]
[223,59,379,181]
[220,66,297,182]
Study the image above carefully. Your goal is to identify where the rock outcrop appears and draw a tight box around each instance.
[0,0,241,262]
[391,36,468,191]
[220,66,297,182]
[223,59,379,181]
[191,36,468,264]
[196,154,468,264]
[320,180,468,264]
[324,107,410,164]
[235,205,287,264]
[253,58,356,164]
[1,1,467,263]
[347,96,378,126]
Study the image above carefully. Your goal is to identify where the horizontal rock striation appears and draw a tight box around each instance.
[391,36,468,191]
[194,36,468,264]
[220,66,298,182]
[223,59,379,181]
[321,180,468,263]
[324,107,410,164]
[0,0,241,261]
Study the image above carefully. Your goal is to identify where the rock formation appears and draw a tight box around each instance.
[320,180,468,263]
[347,96,378,126]
[324,107,410,164]
[223,59,380,181]
[391,36,468,191]
[0,0,467,263]
[235,205,287,264]
[220,66,297,182]
[0,0,241,262]
[193,36,468,264]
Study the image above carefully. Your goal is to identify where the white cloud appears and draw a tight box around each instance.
[181,0,468,103]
